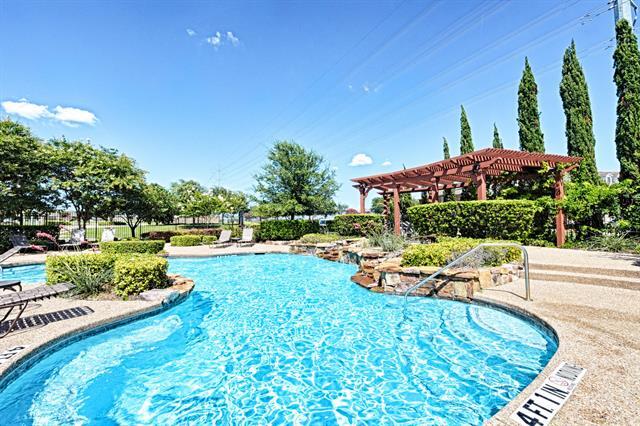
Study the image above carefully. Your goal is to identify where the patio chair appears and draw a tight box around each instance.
[237,228,254,247]
[60,229,86,251]
[0,282,75,337]
[101,227,116,243]
[9,234,47,253]
[211,230,232,248]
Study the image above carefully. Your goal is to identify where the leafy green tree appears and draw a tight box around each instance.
[370,197,385,214]
[211,186,249,225]
[170,179,215,221]
[0,119,55,222]
[518,57,545,152]
[613,19,640,182]
[49,138,143,229]
[118,183,179,237]
[459,106,474,154]
[560,40,599,184]
[254,141,339,219]
[492,123,503,149]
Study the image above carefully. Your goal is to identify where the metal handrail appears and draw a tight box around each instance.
[403,243,531,305]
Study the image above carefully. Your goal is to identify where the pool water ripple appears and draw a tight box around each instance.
[0,254,557,425]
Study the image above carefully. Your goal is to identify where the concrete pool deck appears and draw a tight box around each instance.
[0,244,638,424]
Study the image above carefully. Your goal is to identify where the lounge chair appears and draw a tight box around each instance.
[237,228,254,247]
[0,282,75,337]
[101,227,116,243]
[60,229,86,251]
[9,234,47,253]
[211,230,232,248]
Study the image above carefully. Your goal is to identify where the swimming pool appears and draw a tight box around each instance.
[0,254,556,424]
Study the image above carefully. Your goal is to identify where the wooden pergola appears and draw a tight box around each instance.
[351,148,582,247]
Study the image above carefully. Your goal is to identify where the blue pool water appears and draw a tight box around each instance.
[0,264,46,284]
[0,255,556,425]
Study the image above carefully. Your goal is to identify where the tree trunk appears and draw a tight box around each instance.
[129,224,137,238]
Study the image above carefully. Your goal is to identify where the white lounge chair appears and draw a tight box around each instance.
[211,230,232,248]
[237,228,254,246]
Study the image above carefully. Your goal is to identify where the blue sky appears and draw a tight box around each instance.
[0,0,635,208]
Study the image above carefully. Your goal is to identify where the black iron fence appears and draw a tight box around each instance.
[1,212,222,241]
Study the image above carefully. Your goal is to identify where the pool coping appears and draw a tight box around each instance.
[0,252,563,425]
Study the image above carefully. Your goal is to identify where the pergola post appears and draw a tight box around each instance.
[358,186,368,213]
[554,171,566,247]
[393,186,401,235]
[475,171,487,201]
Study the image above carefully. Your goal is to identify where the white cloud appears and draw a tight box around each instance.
[206,31,222,48]
[362,84,371,93]
[1,99,97,126]
[381,160,392,166]
[349,153,373,166]
[226,31,240,46]
[186,28,196,36]
[1,99,52,120]
[53,105,98,126]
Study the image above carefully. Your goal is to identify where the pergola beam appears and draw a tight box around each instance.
[351,148,582,243]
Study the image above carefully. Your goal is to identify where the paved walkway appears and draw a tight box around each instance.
[483,278,640,425]
[526,245,640,272]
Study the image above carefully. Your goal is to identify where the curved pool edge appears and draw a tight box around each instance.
[473,295,563,426]
[0,286,194,393]
[0,253,563,425]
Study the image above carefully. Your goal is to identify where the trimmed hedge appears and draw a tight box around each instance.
[182,228,222,237]
[201,235,218,245]
[100,240,165,254]
[140,230,182,242]
[257,220,320,241]
[114,255,168,297]
[0,224,61,252]
[46,253,116,285]
[170,235,202,246]
[407,200,541,242]
[331,214,384,236]
[401,237,521,267]
[299,233,342,244]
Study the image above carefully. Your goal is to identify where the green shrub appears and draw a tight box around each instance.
[140,230,182,242]
[100,240,165,254]
[170,235,202,246]
[401,237,521,267]
[49,255,114,296]
[331,214,384,236]
[299,233,342,244]
[366,230,405,252]
[257,220,320,241]
[114,255,168,298]
[407,200,544,242]
[201,235,218,245]
[0,224,61,252]
[182,228,222,237]
[46,253,116,286]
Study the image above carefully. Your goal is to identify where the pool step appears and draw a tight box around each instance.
[529,264,640,291]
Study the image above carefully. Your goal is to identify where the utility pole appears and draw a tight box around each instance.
[612,0,638,28]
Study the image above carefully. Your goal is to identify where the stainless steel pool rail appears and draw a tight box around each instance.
[403,243,531,305]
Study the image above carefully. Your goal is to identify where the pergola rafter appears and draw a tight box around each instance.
[351,148,582,246]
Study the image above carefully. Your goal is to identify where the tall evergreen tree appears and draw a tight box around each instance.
[492,123,503,149]
[459,105,474,154]
[442,137,451,159]
[613,19,640,181]
[440,137,454,201]
[518,57,545,152]
[560,40,599,184]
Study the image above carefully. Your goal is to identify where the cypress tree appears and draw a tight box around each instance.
[492,123,503,148]
[560,40,599,184]
[613,19,640,181]
[441,137,454,201]
[460,105,474,154]
[518,57,545,152]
